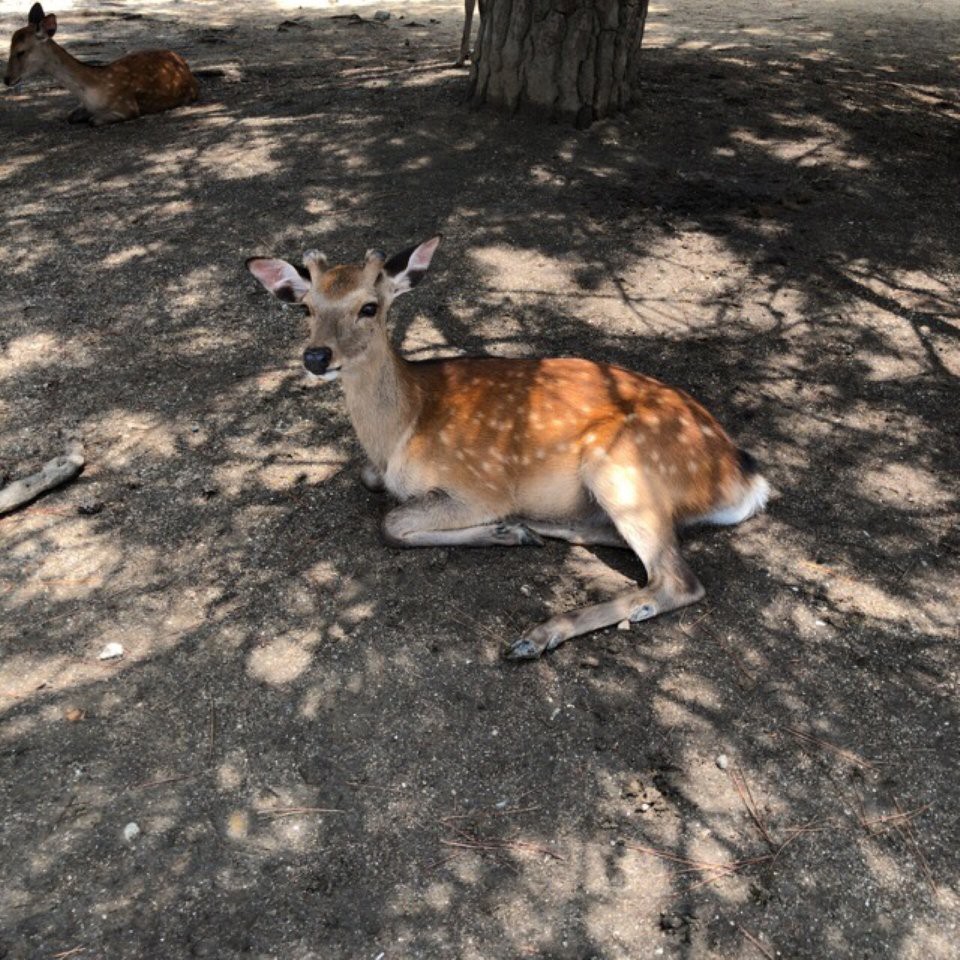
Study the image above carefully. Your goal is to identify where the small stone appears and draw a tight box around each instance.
[98,642,124,661]
[659,911,684,931]
[373,10,391,20]
[622,778,642,798]
[579,655,600,669]
[617,619,630,631]
[639,802,651,812]
[716,753,729,770]
[77,499,104,515]
[123,822,141,842]
[519,584,532,597]
[64,707,85,722]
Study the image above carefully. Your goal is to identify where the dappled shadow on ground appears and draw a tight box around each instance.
[1,1,958,957]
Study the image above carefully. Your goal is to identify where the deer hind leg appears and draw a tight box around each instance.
[525,516,628,548]
[383,490,544,548]
[506,477,704,659]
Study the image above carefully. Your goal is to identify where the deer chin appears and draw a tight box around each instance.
[305,368,341,383]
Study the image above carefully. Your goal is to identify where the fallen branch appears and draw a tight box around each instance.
[0,444,84,515]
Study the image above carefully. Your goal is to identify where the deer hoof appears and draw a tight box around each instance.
[494,523,543,547]
[505,622,564,660]
[504,637,543,660]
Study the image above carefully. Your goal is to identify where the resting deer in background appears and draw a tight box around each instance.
[4,3,198,125]
[247,238,770,660]
[456,0,482,67]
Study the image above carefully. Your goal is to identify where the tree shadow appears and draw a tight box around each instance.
[1,1,958,958]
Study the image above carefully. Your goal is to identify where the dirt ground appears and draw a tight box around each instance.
[1,0,958,957]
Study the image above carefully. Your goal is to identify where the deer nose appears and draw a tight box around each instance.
[303,347,332,375]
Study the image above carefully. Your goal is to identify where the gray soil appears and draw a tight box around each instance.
[1,1,958,958]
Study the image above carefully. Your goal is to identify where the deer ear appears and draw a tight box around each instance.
[40,13,56,37]
[246,257,310,303]
[28,3,44,26]
[383,235,441,297]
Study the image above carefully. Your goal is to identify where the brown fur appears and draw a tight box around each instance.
[4,12,197,124]
[247,239,770,659]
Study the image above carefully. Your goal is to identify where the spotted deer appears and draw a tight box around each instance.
[246,238,770,660]
[456,0,482,67]
[4,3,198,125]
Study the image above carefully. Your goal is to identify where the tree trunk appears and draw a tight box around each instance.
[467,0,649,128]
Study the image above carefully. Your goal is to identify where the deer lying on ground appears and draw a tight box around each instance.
[4,3,198,125]
[247,238,770,660]
[456,0,482,67]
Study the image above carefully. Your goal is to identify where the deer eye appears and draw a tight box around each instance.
[358,302,378,318]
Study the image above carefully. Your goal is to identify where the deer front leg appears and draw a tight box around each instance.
[67,106,92,124]
[90,96,139,126]
[382,490,543,548]
[360,462,385,492]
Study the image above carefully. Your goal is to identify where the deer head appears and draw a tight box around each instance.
[4,3,57,87]
[246,236,441,381]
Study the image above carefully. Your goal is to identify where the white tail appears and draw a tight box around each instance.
[247,238,770,660]
[456,0,482,67]
[4,3,198,125]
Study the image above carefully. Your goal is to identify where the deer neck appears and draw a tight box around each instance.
[40,40,100,98]
[340,332,420,472]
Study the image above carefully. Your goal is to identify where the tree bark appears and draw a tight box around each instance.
[467,0,649,127]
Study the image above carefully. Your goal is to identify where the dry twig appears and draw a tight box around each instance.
[781,725,877,769]
[737,924,776,960]
[257,807,345,818]
[624,842,773,892]
[130,774,197,790]
[730,766,776,850]
[893,796,936,894]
